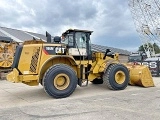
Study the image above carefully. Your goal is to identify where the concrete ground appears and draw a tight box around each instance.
[0,77,160,120]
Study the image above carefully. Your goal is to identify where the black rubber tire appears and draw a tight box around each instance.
[43,64,78,98]
[103,64,129,90]
[91,78,103,84]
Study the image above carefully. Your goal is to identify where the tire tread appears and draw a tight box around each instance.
[103,63,129,90]
[43,64,77,98]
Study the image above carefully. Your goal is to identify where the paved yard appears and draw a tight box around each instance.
[0,77,160,120]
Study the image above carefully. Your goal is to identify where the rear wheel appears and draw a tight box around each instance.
[43,64,78,98]
[103,64,129,90]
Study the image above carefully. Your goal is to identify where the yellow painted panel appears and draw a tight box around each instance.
[18,44,42,74]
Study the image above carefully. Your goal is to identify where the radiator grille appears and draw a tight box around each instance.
[29,47,40,73]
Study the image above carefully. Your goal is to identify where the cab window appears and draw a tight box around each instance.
[75,32,87,48]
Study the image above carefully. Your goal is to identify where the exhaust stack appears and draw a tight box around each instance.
[46,31,51,43]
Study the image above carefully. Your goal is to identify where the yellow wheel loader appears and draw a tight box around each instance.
[0,37,18,68]
[0,36,18,79]
[7,29,154,98]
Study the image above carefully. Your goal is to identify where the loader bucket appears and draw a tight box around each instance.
[124,64,154,87]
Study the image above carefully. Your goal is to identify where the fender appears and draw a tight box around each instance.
[38,55,77,82]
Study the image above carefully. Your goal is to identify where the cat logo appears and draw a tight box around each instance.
[55,47,65,54]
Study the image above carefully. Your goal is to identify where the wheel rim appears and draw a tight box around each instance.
[115,71,126,84]
[53,73,70,90]
[0,53,13,67]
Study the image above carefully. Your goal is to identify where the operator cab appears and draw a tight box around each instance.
[62,29,93,60]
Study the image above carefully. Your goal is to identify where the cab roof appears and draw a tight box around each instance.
[62,29,93,36]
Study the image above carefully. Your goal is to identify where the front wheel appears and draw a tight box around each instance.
[103,64,129,90]
[43,64,78,98]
